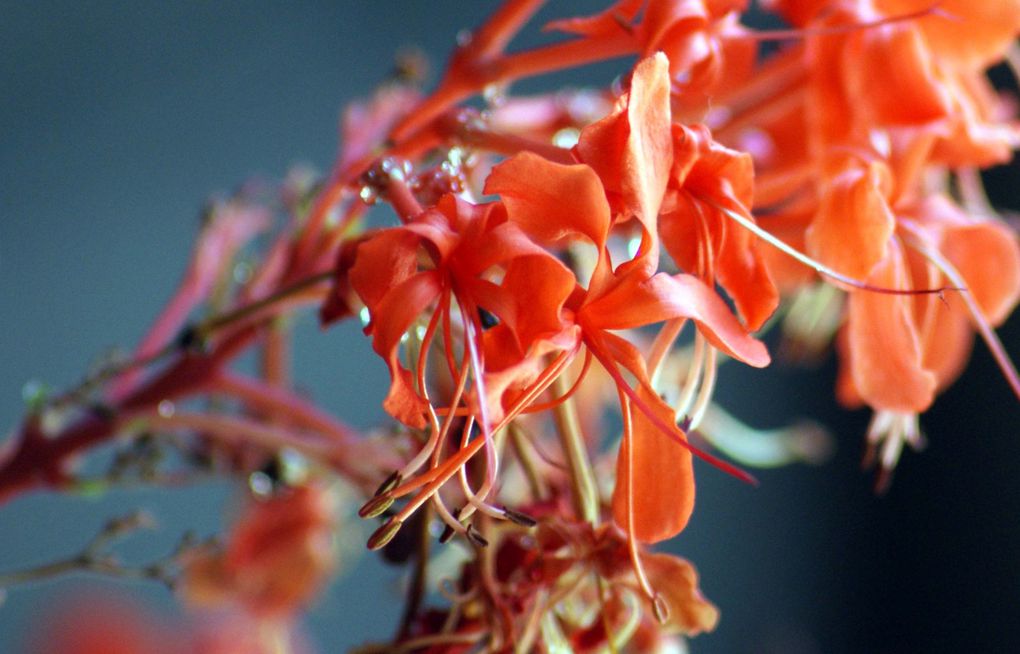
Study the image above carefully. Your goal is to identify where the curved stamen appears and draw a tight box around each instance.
[714,201,959,296]
[619,391,657,605]
[675,333,707,422]
[585,330,757,485]
[522,349,593,414]
[900,221,1020,402]
[648,319,688,386]
[688,346,719,432]
[400,345,471,482]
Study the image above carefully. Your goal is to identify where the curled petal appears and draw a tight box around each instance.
[806,162,896,280]
[877,0,1020,70]
[613,385,695,543]
[919,294,975,393]
[369,271,443,427]
[485,152,611,249]
[581,272,770,367]
[348,229,422,310]
[844,242,937,412]
[842,20,950,126]
[575,52,674,232]
[641,552,720,635]
[940,222,1020,325]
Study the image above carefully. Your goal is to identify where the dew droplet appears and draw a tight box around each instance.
[359,185,378,205]
[482,83,507,107]
[447,147,466,169]
[627,235,642,259]
[248,470,274,497]
[380,157,405,181]
[21,379,50,411]
[552,127,580,149]
[359,306,371,326]
[279,447,308,484]
[157,400,175,418]
[232,261,253,284]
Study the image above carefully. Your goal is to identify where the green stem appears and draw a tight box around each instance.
[549,369,599,525]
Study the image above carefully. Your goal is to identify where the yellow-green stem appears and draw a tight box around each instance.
[549,369,599,526]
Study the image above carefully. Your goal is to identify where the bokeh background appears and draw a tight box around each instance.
[2,2,1019,652]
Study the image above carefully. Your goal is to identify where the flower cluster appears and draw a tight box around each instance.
[3,1,1020,652]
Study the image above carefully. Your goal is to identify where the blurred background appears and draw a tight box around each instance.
[2,2,1019,652]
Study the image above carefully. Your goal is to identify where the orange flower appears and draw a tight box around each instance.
[660,122,780,330]
[546,0,752,94]
[27,593,177,654]
[180,484,337,619]
[346,193,577,428]
[838,195,1020,411]
[487,53,773,545]
[487,150,768,545]
[570,52,777,330]
[827,194,1020,485]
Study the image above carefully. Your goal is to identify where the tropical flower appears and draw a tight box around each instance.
[179,484,338,619]
[487,53,771,546]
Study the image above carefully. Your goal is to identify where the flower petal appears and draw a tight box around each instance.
[641,552,720,635]
[843,242,937,412]
[484,152,611,249]
[582,272,770,367]
[940,221,1020,325]
[575,53,674,232]
[806,161,896,280]
[877,0,1020,70]
[613,384,695,543]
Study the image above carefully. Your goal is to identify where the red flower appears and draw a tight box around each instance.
[180,484,337,619]
[347,193,577,428]
[487,109,768,544]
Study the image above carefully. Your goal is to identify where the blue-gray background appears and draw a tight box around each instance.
[2,2,1019,652]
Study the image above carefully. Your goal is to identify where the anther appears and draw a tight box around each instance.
[367,518,403,551]
[652,593,671,625]
[358,494,395,519]
[374,470,402,497]
[465,524,489,548]
[501,506,537,527]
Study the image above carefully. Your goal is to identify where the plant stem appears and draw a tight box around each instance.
[549,369,599,525]
[396,504,432,641]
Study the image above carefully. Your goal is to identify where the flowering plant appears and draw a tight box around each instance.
[3,1,1019,652]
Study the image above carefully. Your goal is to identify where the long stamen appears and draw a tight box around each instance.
[386,348,576,503]
[688,346,719,431]
[584,331,757,485]
[522,349,593,414]
[400,346,471,481]
[956,167,996,218]
[456,420,506,522]
[675,333,707,421]
[648,319,687,386]
[714,201,958,296]
[738,4,951,42]
[432,492,469,540]
[619,392,657,604]
[900,222,1020,402]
